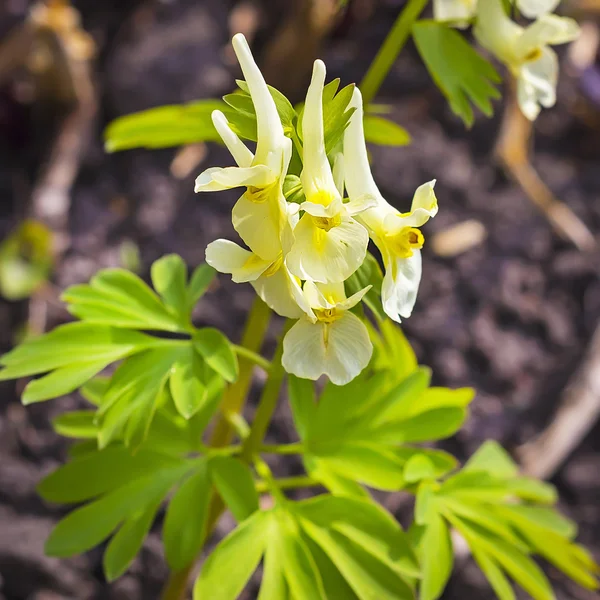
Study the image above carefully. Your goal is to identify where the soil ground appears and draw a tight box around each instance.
[0,1,599,598]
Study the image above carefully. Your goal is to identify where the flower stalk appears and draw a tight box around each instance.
[359,0,429,105]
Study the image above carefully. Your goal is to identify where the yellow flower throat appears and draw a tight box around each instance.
[386,226,424,258]
[246,182,275,203]
[315,307,341,324]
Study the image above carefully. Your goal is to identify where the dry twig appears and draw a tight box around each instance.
[517,323,600,479]
[495,77,596,252]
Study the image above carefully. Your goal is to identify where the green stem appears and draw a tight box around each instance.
[254,456,287,504]
[209,298,272,448]
[160,297,271,600]
[359,0,428,106]
[255,475,318,493]
[260,442,304,455]
[232,344,271,372]
[241,322,290,462]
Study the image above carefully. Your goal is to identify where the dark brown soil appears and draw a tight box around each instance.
[1,1,599,599]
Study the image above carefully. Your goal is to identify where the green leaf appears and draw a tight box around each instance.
[414,482,439,526]
[288,375,316,441]
[0,323,152,380]
[103,499,161,582]
[471,547,516,600]
[345,252,385,321]
[300,521,414,600]
[104,100,225,151]
[323,84,356,154]
[80,375,110,406]
[193,328,238,383]
[275,512,326,600]
[379,319,418,379]
[450,517,555,600]
[151,254,188,321]
[169,348,208,419]
[187,264,215,311]
[419,512,453,600]
[412,386,475,414]
[440,471,509,503]
[45,463,189,557]
[493,505,599,590]
[0,220,53,300]
[258,535,288,600]
[506,477,557,504]
[412,21,501,127]
[235,80,296,134]
[194,510,269,600]
[209,456,259,522]
[304,456,370,499]
[63,269,183,332]
[98,346,185,448]
[52,410,97,439]
[295,495,419,579]
[376,407,467,444]
[396,447,458,480]
[494,505,576,539]
[22,360,112,405]
[37,446,184,503]
[312,442,406,490]
[403,454,436,483]
[464,440,519,479]
[301,532,358,599]
[163,461,211,570]
[283,175,306,204]
[363,115,411,146]
[439,498,529,550]
[361,368,431,426]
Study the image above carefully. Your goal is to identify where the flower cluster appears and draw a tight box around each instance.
[435,0,579,120]
[196,34,437,385]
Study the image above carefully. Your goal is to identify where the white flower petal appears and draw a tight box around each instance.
[343,88,385,205]
[517,0,560,19]
[403,180,438,227]
[282,319,328,381]
[474,0,522,65]
[517,46,557,120]
[433,0,477,24]
[300,197,343,218]
[205,239,270,283]
[381,249,422,322]
[282,313,373,385]
[287,214,369,283]
[195,165,274,193]
[212,110,254,168]
[194,167,232,192]
[303,280,331,310]
[211,165,275,188]
[516,15,580,60]
[338,285,372,312]
[300,60,340,201]
[232,193,285,261]
[344,194,378,215]
[251,267,305,319]
[325,312,373,385]
[232,34,286,167]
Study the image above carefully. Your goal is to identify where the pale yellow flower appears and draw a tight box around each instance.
[282,281,373,385]
[474,0,579,120]
[343,88,437,322]
[286,60,373,284]
[433,0,478,25]
[195,33,291,259]
[434,0,561,23]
